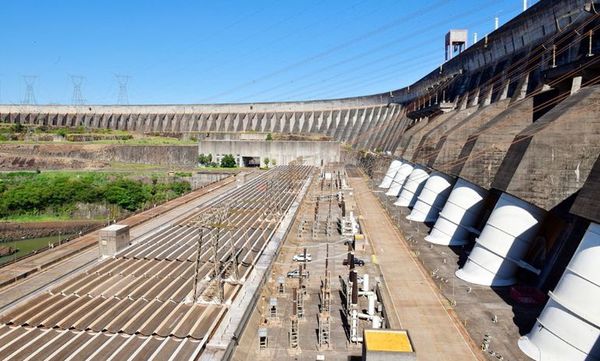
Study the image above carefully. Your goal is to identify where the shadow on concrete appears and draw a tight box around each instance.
[488,192,587,336]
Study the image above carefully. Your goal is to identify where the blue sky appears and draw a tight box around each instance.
[0,0,533,105]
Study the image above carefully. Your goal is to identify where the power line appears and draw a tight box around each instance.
[115,74,131,105]
[200,0,457,102]
[70,75,86,105]
[22,75,37,105]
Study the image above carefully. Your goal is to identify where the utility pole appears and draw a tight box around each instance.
[22,75,37,105]
[192,227,204,302]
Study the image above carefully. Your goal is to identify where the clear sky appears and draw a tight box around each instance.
[1,0,534,105]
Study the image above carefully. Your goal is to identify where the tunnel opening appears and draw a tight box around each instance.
[242,156,261,167]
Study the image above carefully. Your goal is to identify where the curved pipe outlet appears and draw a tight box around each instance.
[394,166,429,207]
[385,163,414,197]
[378,159,403,189]
[456,192,546,286]
[407,172,454,223]
[424,178,487,246]
[518,222,600,361]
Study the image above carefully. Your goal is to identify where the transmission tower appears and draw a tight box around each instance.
[115,74,130,105]
[71,75,85,105]
[22,75,37,105]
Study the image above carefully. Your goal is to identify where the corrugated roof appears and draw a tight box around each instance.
[0,166,312,360]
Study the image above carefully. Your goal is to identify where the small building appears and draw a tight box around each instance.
[98,224,130,258]
[198,140,340,167]
[362,329,416,361]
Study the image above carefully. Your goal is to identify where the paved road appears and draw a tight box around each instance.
[0,178,239,311]
[349,175,480,361]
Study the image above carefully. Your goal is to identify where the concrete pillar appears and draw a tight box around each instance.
[570,76,583,94]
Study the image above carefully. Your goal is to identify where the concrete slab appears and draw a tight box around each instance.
[348,175,480,361]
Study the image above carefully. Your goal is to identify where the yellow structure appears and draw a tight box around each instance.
[362,329,416,361]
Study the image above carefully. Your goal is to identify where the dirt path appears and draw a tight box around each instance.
[349,174,480,361]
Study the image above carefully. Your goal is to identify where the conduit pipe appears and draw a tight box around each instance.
[394,166,429,207]
[424,178,487,246]
[518,222,600,361]
[385,163,414,197]
[378,159,403,189]
[456,192,546,286]
[350,309,383,343]
[407,172,454,223]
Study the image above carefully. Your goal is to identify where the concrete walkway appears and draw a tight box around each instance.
[349,175,480,361]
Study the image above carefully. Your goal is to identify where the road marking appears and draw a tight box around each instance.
[371,254,378,264]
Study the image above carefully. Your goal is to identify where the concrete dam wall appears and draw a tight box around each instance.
[1,0,599,359]
[0,102,405,152]
[374,2,600,359]
[0,144,199,167]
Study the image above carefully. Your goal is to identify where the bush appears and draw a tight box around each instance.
[220,154,237,168]
[263,157,270,168]
[55,128,68,137]
[10,123,25,133]
[266,133,273,141]
[104,179,150,211]
[198,153,212,166]
[0,172,193,219]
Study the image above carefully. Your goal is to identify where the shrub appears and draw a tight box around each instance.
[10,123,25,133]
[263,157,270,168]
[198,153,212,166]
[266,133,273,141]
[220,154,237,168]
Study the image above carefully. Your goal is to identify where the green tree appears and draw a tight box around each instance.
[220,154,237,168]
[103,179,150,211]
[266,133,273,141]
[197,153,212,166]
[263,157,270,168]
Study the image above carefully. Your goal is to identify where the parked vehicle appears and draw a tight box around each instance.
[292,253,312,262]
[342,257,365,266]
[287,269,310,278]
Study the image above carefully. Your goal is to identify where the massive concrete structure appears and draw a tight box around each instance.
[0,100,404,152]
[2,0,600,359]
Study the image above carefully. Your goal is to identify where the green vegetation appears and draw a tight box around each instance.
[220,154,237,168]
[271,159,277,167]
[0,171,191,219]
[197,153,213,166]
[263,157,270,168]
[11,123,25,133]
[266,133,273,141]
[0,125,197,145]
